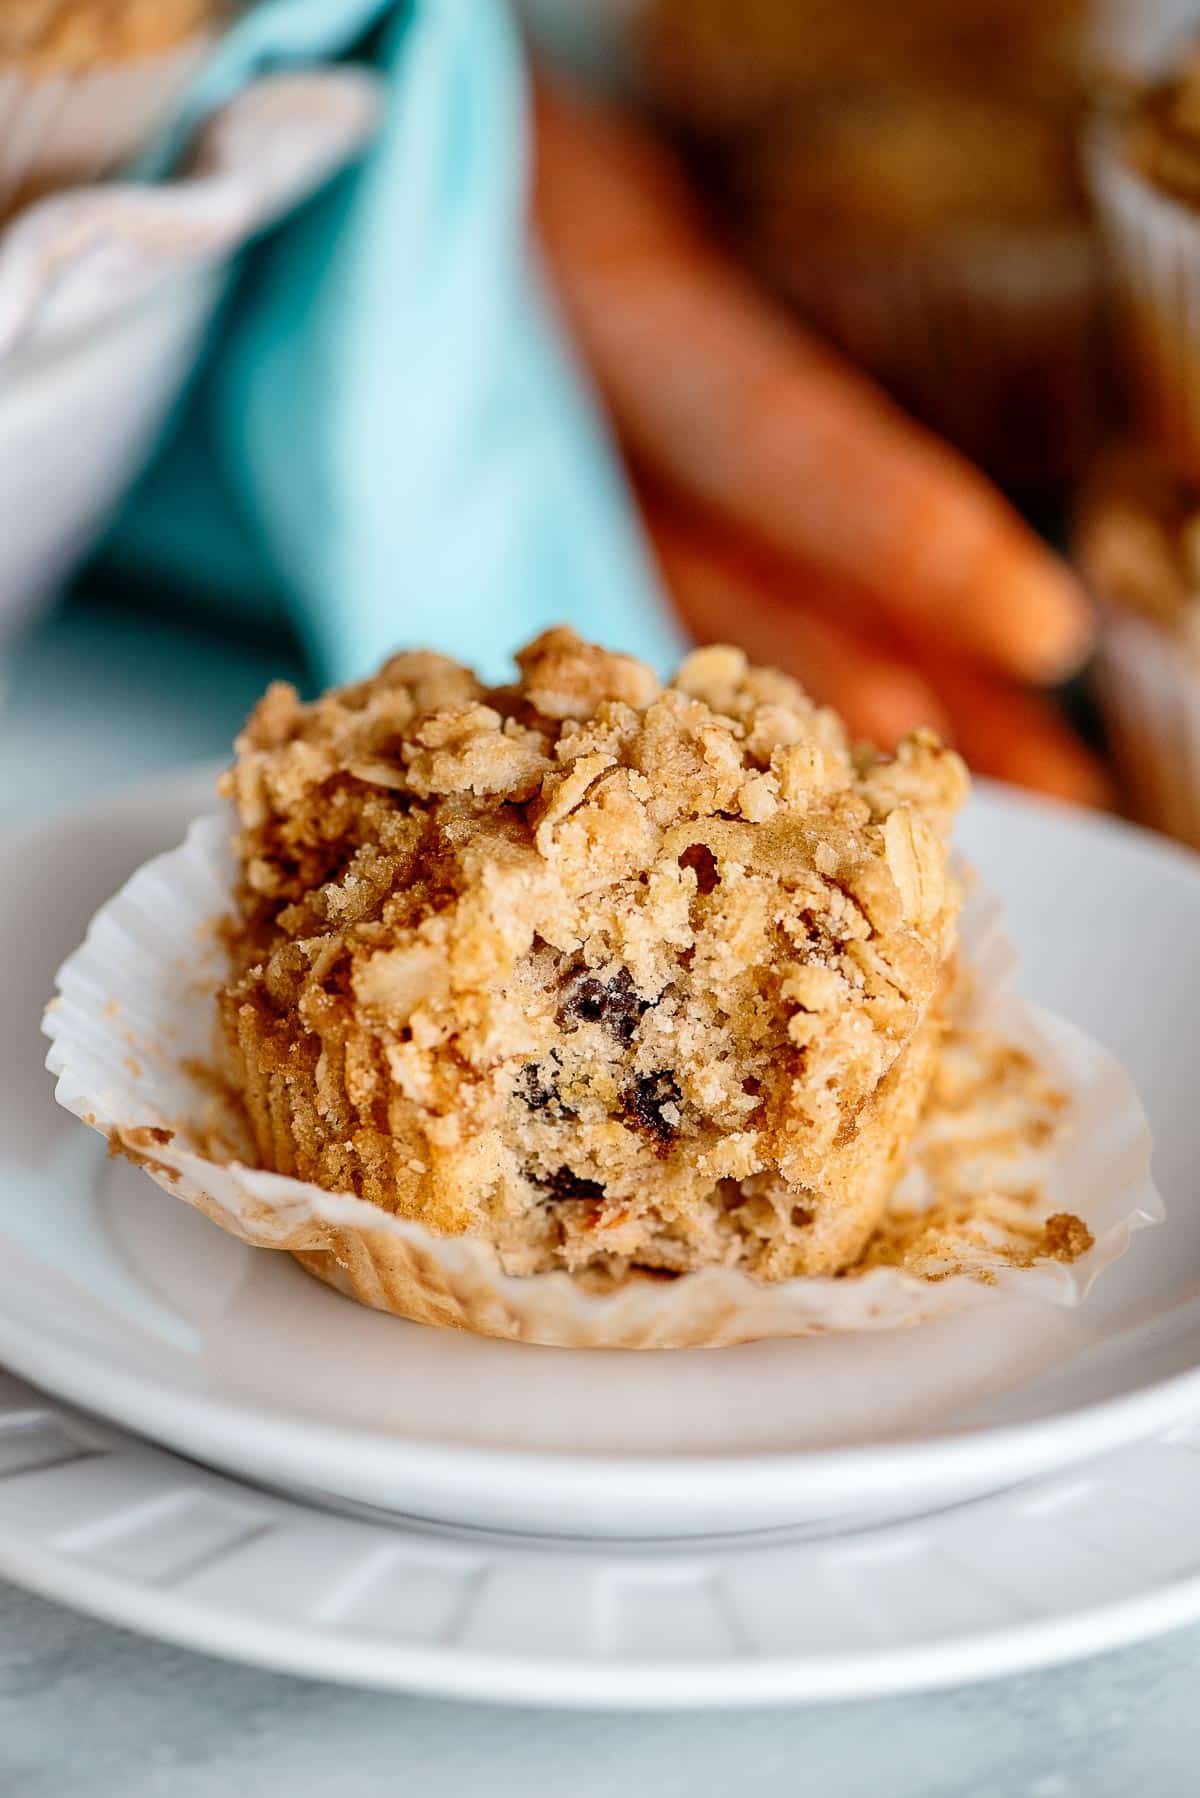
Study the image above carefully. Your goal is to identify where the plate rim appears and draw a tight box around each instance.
[12,1532,1200,1708]
[5,1303,1200,1508]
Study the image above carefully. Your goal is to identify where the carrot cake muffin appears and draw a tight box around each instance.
[637,0,1088,139]
[216,630,967,1285]
[718,81,1102,493]
[1075,446,1200,845]
[1087,42,1200,477]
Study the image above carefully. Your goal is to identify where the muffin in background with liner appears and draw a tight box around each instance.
[718,81,1104,495]
[1075,445,1200,847]
[1087,43,1200,481]
[636,0,1090,141]
[632,0,1107,495]
[0,0,225,215]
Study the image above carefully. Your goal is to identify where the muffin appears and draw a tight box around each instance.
[716,81,1104,494]
[217,630,968,1287]
[634,0,1111,494]
[0,0,222,214]
[637,0,1089,141]
[1075,445,1200,845]
[1087,43,1200,479]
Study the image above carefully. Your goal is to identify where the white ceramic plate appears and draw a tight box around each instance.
[4,1365,1200,1706]
[12,770,1200,1538]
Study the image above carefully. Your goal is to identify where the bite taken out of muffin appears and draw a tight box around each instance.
[217,628,968,1287]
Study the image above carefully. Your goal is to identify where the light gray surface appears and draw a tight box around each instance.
[4,600,1200,1795]
[2,1576,1199,1798]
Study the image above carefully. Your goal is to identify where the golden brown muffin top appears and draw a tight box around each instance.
[0,0,221,68]
[223,628,967,930]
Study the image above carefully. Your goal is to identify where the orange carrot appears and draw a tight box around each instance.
[533,80,1093,685]
[918,659,1115,809]
[642,487,1111,804]
[642,491,953,747]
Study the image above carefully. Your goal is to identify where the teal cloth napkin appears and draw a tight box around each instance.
[99,0,683,686]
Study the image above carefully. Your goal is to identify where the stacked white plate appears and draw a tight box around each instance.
[6,768,1200,1705]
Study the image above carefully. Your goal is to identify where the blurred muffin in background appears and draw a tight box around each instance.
[1086,0,1200,103]
[1088,44,1200,482]
[635,0,1105,496]
[720,82,1103,495]
[0,0,225,215]
[637,0,1088,140]
[1075,444,1200,846]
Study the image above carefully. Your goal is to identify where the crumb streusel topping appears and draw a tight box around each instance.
[218,629,968,1281]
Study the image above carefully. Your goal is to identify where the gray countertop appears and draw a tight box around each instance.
[4,1575,1199,1798]
[3,598,1198,1797]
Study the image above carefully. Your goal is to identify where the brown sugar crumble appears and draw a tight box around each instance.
[857,1026,1088,1279]
[1040,1211,1094,1262]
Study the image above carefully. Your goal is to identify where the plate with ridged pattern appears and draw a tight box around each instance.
[3,1368,1200,1705]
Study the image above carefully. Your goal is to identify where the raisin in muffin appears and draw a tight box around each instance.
[218,629,967,1285]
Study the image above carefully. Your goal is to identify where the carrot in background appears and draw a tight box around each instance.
[533,80,1094,687]
[642,487,1112,806]
[915,658,1114,809]
[642,490,952,747]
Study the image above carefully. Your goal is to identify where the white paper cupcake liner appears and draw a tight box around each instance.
[1093,607,1200,847]
[0,68,382,360]
[0,34,214,215]
[1087,119,1200,478]
[42,812,1163,1349]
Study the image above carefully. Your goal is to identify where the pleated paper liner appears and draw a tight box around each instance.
[0,32,213,217]
[43,813,1162,1349]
